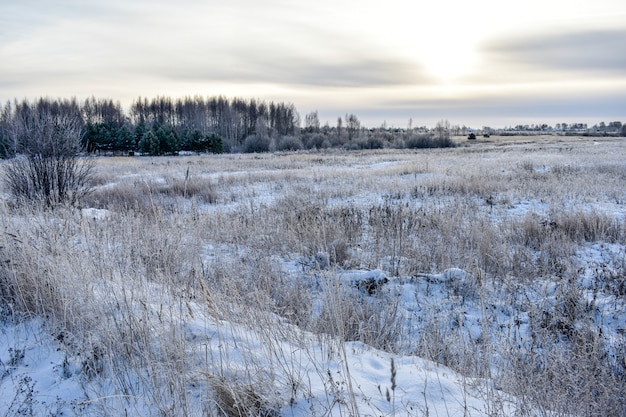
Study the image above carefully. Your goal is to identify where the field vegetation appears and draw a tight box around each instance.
[1,136,625,416]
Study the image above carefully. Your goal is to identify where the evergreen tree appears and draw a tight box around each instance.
[139,130,159,155]
[115,125,134,151]
[209,133,223,154]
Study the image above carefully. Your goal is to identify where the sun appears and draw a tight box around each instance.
[420,37,479,83]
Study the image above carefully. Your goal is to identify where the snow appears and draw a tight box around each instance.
[3,242,623,415]
[80,208,111,221]
[0,319,84,415]
[1,145,625,415]
[0,270,515,416]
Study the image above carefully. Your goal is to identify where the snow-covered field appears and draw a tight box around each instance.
[1,137,625,416]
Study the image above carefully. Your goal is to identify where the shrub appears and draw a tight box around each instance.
[433,135,456,148]
[405,134,435,149]
[3,103,94,207]
[366,137,385,149]
[5,154,94,207]
[243,135,270,153]
[276,135,303,152]
[303,133,329,150]
[347,137,385,150]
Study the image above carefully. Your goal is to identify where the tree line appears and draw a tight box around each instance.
[0,96,304,157]
[0,96,463,159]
[2,96,625,160]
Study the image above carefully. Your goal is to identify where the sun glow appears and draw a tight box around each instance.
[421,43,479,83]
[414,19,483,84]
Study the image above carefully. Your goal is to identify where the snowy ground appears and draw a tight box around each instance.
[1,140,625,416]
[2,247,624,415]
[0,288,515,417]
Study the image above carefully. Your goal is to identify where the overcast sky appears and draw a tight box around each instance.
[1,0,625,128]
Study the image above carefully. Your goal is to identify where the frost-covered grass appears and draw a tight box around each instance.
[0,137,625,416]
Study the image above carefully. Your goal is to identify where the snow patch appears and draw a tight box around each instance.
[80,208,111,220]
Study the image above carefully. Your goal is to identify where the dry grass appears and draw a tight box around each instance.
[0,136,625,415]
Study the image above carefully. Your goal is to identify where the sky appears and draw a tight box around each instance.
[1,0,625,128]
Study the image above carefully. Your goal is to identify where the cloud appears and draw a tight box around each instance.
[2,0,625,128]
[482,28,626,76]
[151,52,430,88]
[0,0,433,92]
[88,6,435,89]
[376,90,626,127]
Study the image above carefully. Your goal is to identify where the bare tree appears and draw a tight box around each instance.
[3,99,93,207]
[0,101,19,158]
[336,117,344,142]
[345,113,360,141]
[434,119,449,139]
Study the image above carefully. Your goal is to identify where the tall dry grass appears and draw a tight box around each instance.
[0,137,625,415]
